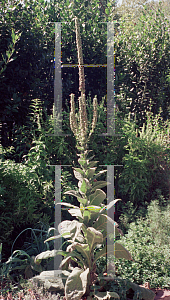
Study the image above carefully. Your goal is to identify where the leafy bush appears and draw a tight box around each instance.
[146,198,170,246]
[108,199,170,289]
[115,110,170,226]
[0,155,54,263]
[0,0,55,148]
[114,2,170,127]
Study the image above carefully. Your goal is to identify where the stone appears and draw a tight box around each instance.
[101,277,155,300]
[28,270,65,295]
[128,280,155,300]
[99,276,155,300]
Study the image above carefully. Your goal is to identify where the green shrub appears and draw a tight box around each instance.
[146,198,170,246]
[0,156,54,262]
[114,2,170,127]
[115,110,170,223]
[108,199,170,289]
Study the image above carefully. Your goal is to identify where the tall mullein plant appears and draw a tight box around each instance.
[35,17,133,300]
[70,17,97,153]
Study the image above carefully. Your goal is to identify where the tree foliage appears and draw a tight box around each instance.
[114,2,170,127]
[0,0,118,149]
[0,0,55,147]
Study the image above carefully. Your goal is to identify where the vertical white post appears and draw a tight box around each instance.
[106,165,123,276]
[54,165,62,275]
[54,23,62,136]
[47,22,70,137]
[107,22,115,136]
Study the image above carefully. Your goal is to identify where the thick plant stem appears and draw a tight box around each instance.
[74,17,88,151]
[69,17,98,153]
[75,16,85,95]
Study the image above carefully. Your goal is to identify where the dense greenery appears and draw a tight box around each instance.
[0,0,170,296]
[116,110,170,227]
[2,0,169,148]
[96,198,170,290]
[112,199,170,289]
[1,98,169,284]
[0,0,115,148]
[114,2,170,127]
[0,0,55,147]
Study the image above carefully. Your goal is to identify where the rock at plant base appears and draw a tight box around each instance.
[28,270,65,295]
[100,277,155,300]
[127,280,155,300]
[119,279,155,300]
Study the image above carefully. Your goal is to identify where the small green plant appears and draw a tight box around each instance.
[33,17,133,300]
